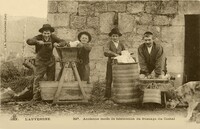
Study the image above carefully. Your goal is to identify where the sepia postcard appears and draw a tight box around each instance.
[0,0,200,129]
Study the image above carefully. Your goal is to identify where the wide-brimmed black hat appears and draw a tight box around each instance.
[39,24,55,33]
[78,31,92,42]
[108,28,122,37]
[144,31,153,35]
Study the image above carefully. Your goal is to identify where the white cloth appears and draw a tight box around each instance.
[147,46,152,54]
[69,40,80,47]
[113,41,119,48]
[114,50,135,63]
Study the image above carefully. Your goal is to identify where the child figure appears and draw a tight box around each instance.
[104,28,126,100]
[76,31,92,84]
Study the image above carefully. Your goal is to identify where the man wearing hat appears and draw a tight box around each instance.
[138,31,164,79]
[104,28,126,101]
[27,24,69,102]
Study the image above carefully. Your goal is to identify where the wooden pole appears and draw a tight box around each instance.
[4,14,7,61]
[71,62,88,100]
[53,62,69,103]
[22,18,27,58]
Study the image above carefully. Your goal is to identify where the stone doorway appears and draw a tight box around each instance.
[184,15,200,82]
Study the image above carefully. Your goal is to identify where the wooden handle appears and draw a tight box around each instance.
[44,42,51,45]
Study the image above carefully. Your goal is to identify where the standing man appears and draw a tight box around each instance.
[27,24,68,102]
[138,31,164,79]
[104,28,126,101]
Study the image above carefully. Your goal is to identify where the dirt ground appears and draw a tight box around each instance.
[0,101,187,117]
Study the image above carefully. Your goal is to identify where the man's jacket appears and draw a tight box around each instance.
[138,42,164,75]
[27,34,66,61]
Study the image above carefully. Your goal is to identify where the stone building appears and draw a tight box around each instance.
[48,0,200,86]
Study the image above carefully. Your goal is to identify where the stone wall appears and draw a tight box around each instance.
[48,0,200,86]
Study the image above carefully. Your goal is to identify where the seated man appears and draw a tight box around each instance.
[138,31,164,79]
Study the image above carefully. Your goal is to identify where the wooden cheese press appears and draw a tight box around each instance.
[53,47,88,104]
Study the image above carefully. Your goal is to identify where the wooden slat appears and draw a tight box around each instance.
[53,62,69,103]
[71,62,88,100]
[54,100,89,104]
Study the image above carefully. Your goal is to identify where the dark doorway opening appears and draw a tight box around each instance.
[184,15,200,83]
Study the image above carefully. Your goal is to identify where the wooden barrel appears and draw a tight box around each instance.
[142,89,161,104]
[112,63,141,104]
[39,81,93,100]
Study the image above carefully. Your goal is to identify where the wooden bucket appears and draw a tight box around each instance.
[39,81,93,100]
[112,63,141,103]
[142,89,161,104]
